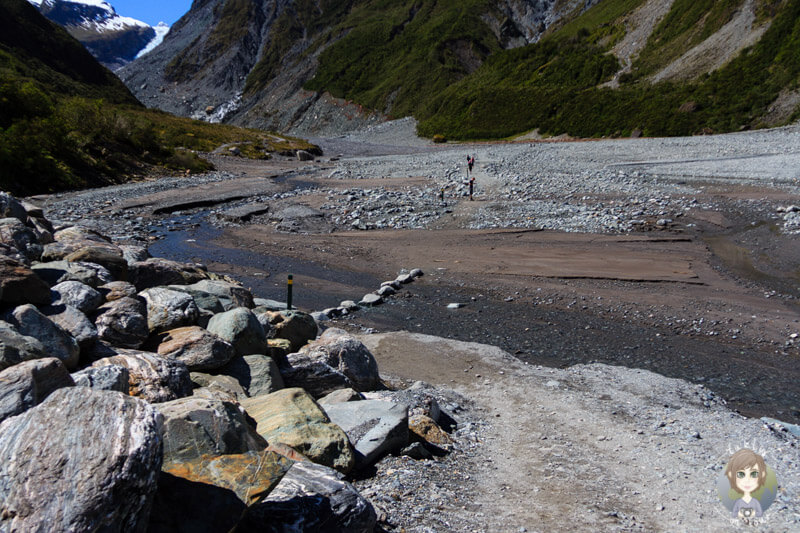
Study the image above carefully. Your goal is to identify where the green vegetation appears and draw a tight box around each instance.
[415,0,800,140]
[301,0,501,118]
[0,0,316,196]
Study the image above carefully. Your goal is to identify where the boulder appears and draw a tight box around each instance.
[156,326,236,371]
[324,400,409,467]
[128,258,208,291]
[0,388,163,532]
[93,296,150,349]
[148,451,293,533]
[42,225,117,261]
[190,373,247,402]
[340,300,359,311]
[242,388,355,473]
[19,200,44,219]
[296,149,315,161]
[140,287,199,333]
[31,260,113,287]
[268,310,317,352]
[156,396,266,466]
[0,320,48,371]
[71,365,130,393]
[267,338,292,360]
[119,244,149,265]
[408,414,454,446]
[0,242,29,265]
[92,349,192,403]
[207,308,268,357]
[218,353,284,397]
[0,217,42,261]
[5,304,80,370]
[281,328,380,397]
[170,279,254,311]
[0,357,74,423]
[65,246,128,281]
[28,217,54,245]
[318,388,364,408]
[0,254,51,305]
[239,461,377,532]
[51,280,104,314]
[98,280,138,302]
[376,284,396,297]
[253,298,292,311]
[359,293,382,307]
[41,304,98,351]
[0,192,28,222]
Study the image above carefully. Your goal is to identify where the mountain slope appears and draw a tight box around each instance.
[122,0,800,139]
[120,0,596,134]
[29,0,164,70]
[0,0,315,196]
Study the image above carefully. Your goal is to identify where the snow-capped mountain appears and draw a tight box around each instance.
[28,0,168,70]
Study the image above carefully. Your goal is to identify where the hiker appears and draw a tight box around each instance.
[467,155,475,174]
[469,176,475,201]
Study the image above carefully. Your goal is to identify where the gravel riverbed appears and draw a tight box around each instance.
[28,120,800,532]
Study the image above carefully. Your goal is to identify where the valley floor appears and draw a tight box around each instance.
[34,120,800,531]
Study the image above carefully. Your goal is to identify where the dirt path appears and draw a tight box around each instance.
[361,332,799,532]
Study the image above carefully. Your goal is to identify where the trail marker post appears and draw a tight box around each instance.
[287,274,293,310]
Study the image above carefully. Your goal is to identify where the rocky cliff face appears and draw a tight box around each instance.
[120,0,595,136]
[119,0,798,138]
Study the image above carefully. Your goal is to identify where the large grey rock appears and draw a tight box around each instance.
[359,293,382,307]
[207,308,268,356]
[318,388,364,408]
[31,260,113,287]
[119,244,149,265]
[140,287,199,333]
[43,225,116,258]
[0,254,51,305]
[156,396,266,466]
[93,296,149,349]
[324,400,409,467]
[170,279,254,311]
[242,388,355,473]
[0,320,48,371]
[156,326,236,371]
[98,280,138,302]
[72,365,130,393]
[92,350,192,403]
[190,373,247,403]
[5,304,80,370]
[0,217,42,262]
[149,451,293,533]
[0,357,74,423]
[41,304,99,351]
[281,328,380,398]
[65,245,128,281]
[267,310,317,352]
[218,353,284,397]
[0,192,28,222]
[239,461,377,532]
[0,388,163,532]
[51,280,104,314]
[128,258,209,291]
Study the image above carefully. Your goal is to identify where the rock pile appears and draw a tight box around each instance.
[0,192,454,532]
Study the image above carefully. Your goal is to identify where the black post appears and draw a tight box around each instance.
[287,274,293,310]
